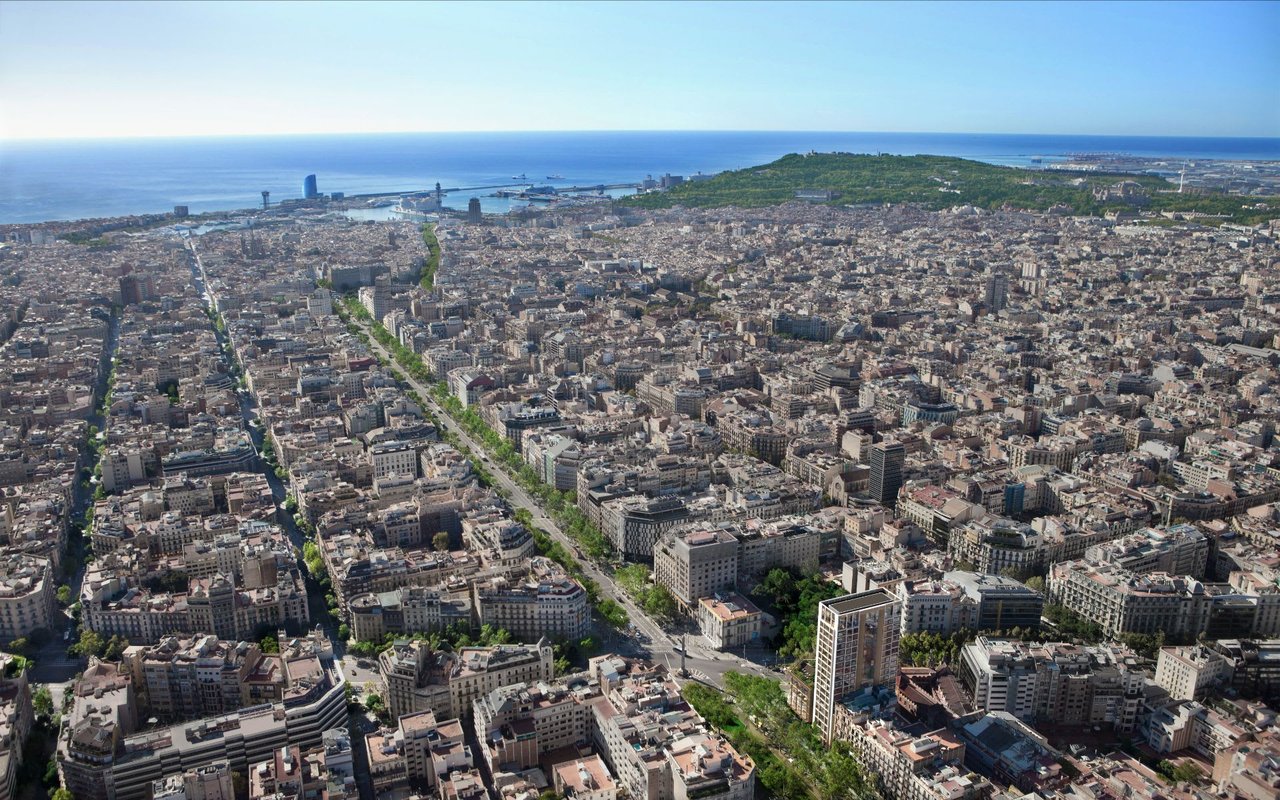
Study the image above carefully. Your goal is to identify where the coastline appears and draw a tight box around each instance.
[3,130,1278,225]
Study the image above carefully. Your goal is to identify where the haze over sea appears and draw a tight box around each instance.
[2,130,1278,225]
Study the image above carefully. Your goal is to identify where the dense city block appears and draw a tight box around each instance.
[1,168,1279,800]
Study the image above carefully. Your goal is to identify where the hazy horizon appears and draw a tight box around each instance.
[5,128,1280,146]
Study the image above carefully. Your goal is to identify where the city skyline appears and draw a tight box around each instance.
[0,0,1277,141]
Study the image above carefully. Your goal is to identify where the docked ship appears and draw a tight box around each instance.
[519,185,560,202]
[391,194,442,220]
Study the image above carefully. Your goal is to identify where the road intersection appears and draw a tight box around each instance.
[347,312,781,689]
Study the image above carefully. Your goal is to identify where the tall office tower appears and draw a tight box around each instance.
[811,588,901,744]
[361,273,393,321]
[304,174,319,199]
[985,272,1009,313]
[467,197,482,223]
[869,441,905,505]
[119,274,142,306]
[261,190,270,209]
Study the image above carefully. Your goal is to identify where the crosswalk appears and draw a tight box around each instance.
[30,654,85,684]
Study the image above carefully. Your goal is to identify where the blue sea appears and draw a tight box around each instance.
[1,131,1278,224]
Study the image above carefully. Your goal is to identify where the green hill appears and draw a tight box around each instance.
[621,153,1272,224]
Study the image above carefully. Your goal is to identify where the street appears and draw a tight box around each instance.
[346,311,779,689]
[30,309,120,694]
[191,232,781,693]
[188,239,346,654]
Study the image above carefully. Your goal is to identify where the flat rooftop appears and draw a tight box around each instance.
[823,588,895,615]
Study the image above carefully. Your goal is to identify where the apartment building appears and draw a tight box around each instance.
[1212,639,1280,700]
[369,441,419,481]
[811,589,901,744]
[1211,732,1280,800]
[0,653,33,800]
[84,573,308,645]
[150,761,236,800]
[0,553,55,642]
[554,755,618,800]
[959,637,1145,731]
[653,526,739,609]
[60,633,346,800]
[1155,645,1233,701]
[1048,560,1280,640]
[124,635,285,722]
[472,568,591,643]
[897,571,1043,636]
[378,639,555,721]
[1083,524,1210,579]
[845,719,989,800]
[472,678,596,774]
[734,519,822,584]
[398,710,468,790]
[697,593,764,651]
[589,656,754,800]
[346,587,472,642]
[947,517,1042,578]
[1144,700,1251,759]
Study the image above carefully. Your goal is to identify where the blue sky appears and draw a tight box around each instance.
[0,0,1276,139]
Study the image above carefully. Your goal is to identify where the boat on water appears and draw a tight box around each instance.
[390,202,439,221]
[511,173,526,180]
[546,174,564,180]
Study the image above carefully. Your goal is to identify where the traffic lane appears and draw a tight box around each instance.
[351,319,786,689]
[340,655,380,694]
[356,324,678,650]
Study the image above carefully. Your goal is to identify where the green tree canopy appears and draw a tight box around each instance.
[32,685,53,719]
[74,628,104,659]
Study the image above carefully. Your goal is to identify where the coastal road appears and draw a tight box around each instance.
[345,311,777,689]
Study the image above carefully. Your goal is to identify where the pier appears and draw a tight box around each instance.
[343,181,641,202]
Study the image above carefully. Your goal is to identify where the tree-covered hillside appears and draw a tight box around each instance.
[622,152,1273,224]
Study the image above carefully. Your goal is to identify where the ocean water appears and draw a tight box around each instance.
[1,130,1277,224]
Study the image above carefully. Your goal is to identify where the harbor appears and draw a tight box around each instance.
[356,180,644,218]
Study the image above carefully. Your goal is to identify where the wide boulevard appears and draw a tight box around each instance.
[344,310,780,689]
